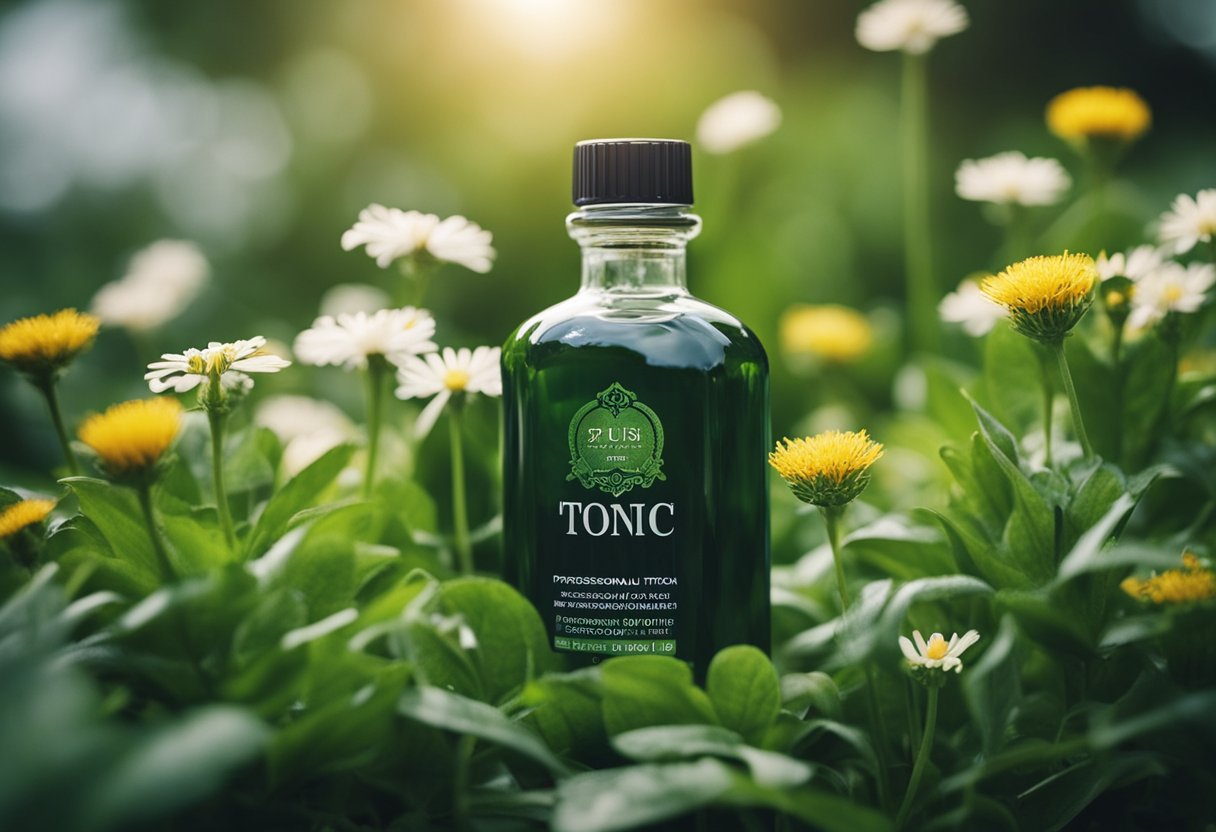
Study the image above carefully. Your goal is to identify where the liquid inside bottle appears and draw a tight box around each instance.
[502,139,770,676]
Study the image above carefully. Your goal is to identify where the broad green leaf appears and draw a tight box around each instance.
[395,617,484,700]
[65,478,162,583]
[1016,753,1167,832]
[1054,494,1137,584]
[552,759,734,832]
[600,656,719,735]
[722,777,894,832]
[780,671,841,720]
[439,576,560,704]
[981,324,1045,437]
[877,574,993,644]
[963,615,1021,755]
[231,587,307,666]
[926,510,1031,591]
[1064,337,1120,461]
[521,668,606,760]
[611,724,812,788]
[706,645,780,745]
[844,514,954,579]
[1122,335,1175,464]
[398,685,569,776]
[996,589,1093,655]
[88,706,268,830]
[244,443,356,558]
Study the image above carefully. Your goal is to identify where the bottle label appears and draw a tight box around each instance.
[552,381,677,657]
[566,382,665,497]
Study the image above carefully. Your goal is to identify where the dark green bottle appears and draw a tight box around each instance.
[502,139,769,676]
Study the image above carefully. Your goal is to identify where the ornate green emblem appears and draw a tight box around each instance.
[567,382,666,497]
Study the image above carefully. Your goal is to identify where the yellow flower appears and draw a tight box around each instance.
[1046,86,1151,143]
[980,252,1097,344]
[0,309,100,378]
[779,304,873,364]
[1122,552,1216,605]
[769,430,884,506]
[78,398,183,477]
[0,498,56,539]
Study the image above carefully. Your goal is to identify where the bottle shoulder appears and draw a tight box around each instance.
[504,291,767,372]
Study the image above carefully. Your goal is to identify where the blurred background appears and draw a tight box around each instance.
[2,0,1215,486]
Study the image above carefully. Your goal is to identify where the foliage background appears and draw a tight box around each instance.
[2,0,1216,483]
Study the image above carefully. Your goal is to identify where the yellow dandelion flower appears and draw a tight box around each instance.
[769,430,884,506]
[0,498,57,539]
[980,252,1097,344]
[779,304,873,364]
[1122,552,1216,605]
[78,398,183,478]
[0,309,100,378]
[1046,86,1151,143]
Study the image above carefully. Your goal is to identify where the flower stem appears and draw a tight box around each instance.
[137,483,176,581]
[38,378,80,476]
[902,51,937,354]
[448,404,473,574]
[895,685,939,830]
[363,355,387,498]
[1037,349,1054,467]
[821,505,850,609]
[1111,323,1125,463]
[207,409,236,548]
[1051,340,1094,460]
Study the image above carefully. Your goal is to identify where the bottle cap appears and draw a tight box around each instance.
[572,138,693,206]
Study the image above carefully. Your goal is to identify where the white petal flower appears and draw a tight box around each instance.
[92,240,209,331]
[281,427,353,477]
[1127,262,1216,331]
[1157,189,1216,255]
[1095,245,1166,283]
[144,336,291,394]
[696,91,782,155]
[319,283,392,317]
[293,307,437,371]
[255,395,353,444]
[954,151,1071,207]
[395,346,502,438]
[899,629,980,674]
[341,204,496,273]
[856,0,969,54]
[939,278,1006,337]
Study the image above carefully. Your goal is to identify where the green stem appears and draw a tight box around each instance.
[452,734,475,831]
[821,505,850,609]
[38,378,80,476]
[207,409,236,548]
[1111,322,1125,463]
[137,483,176,582]
[895,685,939,830]
[902,52,937,354]
[1051,341,1094,460]
[449,404,473,574]
[363,356,387,498]
[1037,349,1054,468]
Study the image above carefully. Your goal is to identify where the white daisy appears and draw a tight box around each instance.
[696,91,782,155]
[899,629,980,674]
[319,283,392,317]
[1127,262,1216,331]
[1157,189,1216,255]
[255,395,353,444]
[293,307,437,371]
[341,204,496,274]
[939,278,1006,336]
[856,0,969,55]
[92,240,209,331]
[144,336,290,394]
[1095,244,1166,283]
[395,346,502,438]
[954,151,1071,207]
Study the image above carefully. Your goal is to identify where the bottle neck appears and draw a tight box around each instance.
[567,204,702,294]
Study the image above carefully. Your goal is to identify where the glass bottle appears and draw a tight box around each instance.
[502,139,769,676]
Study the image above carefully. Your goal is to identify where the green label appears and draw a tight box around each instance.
[554,637,677,655]
[567,382,666,497]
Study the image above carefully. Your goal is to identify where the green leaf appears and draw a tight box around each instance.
[877,574,993,643]
[1054,493,1137,585]
[844,514,954,579]
[552,759,734,832]
[243,443,356,559]
[780,671,841,720]
[1064,337,1120,461]
[924,509,1030,591]
[963,615,1021,755]
[397,685,569,776]
[439,576,560,704]
[1016,754,1167,832]
[65,478,162,583]
[600,656,719,735]
[520,668,606,760]
[611,724,812,788]
[981,324,1044,436]
[88,706,269,830]
[706,645,780,745]
[996,589,1093,655]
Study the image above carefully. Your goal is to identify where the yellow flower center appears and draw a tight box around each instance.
[925,633,949,660]
[769,430,884,485]
[1046,86,1151,142]
[980,252,1096,315]
[0,498,57,539]
[779,304,873,363]
[1162,285,1184,304]
[78,398,183,475]
[443,369,471,391]
[1105,290,1125,307]
[0,308,100,372]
